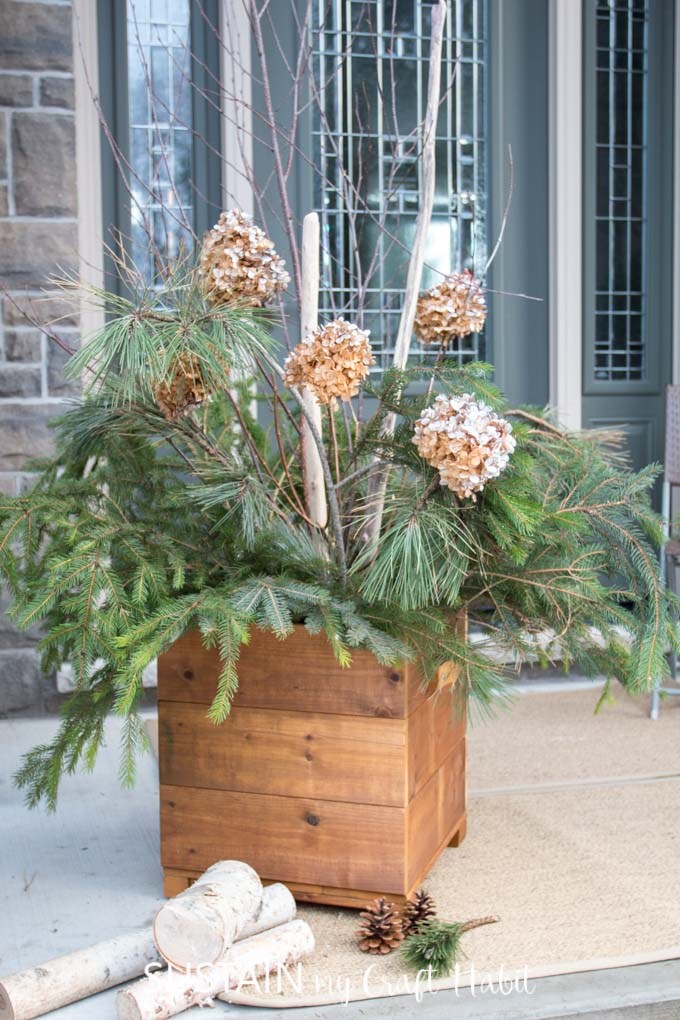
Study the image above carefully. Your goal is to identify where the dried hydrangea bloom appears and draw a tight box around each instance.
[413,393,516,500]
[153,353,208,421]
[283,318,374,404]
[200,209,290,306]
[414,270,487,346]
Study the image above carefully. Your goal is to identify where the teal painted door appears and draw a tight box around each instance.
[253,0,551,407]
[582,0,674,475]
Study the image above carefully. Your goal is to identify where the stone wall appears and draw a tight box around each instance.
[0,0,79,712]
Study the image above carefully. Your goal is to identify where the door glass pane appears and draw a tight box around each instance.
[312,0,488,372]
[127,0,194,286]
[592,0,648,384]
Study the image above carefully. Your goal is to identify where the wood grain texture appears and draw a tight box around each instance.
[448,815,467,847]
[163,873,190,898]
[162,872,410,909]
[160,785,407,894]
[159,627,414,718]
[158,624,467,904]
[407,689,466,799]
[406,739,466,889]
[158,702,406,807]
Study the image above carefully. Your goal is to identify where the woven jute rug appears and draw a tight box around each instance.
[149,688,680,1007]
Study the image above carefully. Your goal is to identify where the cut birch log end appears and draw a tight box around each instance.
[153,861,263,971]
[117,919,315,1020]
[0,930,159,1020]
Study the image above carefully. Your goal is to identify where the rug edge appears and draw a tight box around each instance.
[218,946,680,1010]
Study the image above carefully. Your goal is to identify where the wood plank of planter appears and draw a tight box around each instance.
[407,689,466,799]
[406,738,466,890]
[160,784,406,894]
[162,871,409,909]
[158,703,407,807]
[159,628,415,718]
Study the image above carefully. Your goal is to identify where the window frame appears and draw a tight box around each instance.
[582,0,674,399]
[97,0,222,294]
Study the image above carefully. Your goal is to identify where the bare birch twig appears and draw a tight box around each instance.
[361,0,448,554]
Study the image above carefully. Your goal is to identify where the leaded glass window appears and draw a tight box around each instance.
[312,0,488,372]
[592,0,648,383]
[126,0,194,285]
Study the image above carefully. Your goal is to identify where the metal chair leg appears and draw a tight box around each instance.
[650,687,660,720]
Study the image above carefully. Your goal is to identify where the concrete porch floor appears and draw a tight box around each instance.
[1,693,680,1020]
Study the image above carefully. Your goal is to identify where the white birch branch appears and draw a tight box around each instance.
[361,0,448,553]
[0,930,158,1020]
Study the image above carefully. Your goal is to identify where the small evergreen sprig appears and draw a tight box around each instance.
[402,916,499,977]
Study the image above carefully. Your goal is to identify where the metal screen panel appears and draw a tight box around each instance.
[312,0,488,372]
[126,0,194,284]
[592,0,648,384]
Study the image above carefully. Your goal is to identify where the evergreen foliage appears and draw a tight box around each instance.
[1,264,677,809]
[402,919,469,976]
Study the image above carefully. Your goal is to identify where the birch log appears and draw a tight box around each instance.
[362,0,447,553]
[117,919,315,1020]
[238,883,296,940]
[299,212,327,528]
[153,861,262,971]
[0,930,158,1020]
[0,881,294,1020]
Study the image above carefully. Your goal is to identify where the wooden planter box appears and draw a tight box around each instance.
[158,626,466,908]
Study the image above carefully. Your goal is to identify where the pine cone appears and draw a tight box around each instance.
[356,897,404,955]
[153,352,208,421]
[402,889,437,937]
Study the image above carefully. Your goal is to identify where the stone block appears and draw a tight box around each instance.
[0,221,78,289]
[0,473,17,495]
[0,403,59,469]
[12,112,77,217]
[0,365,42,398]
[17,472,39,493]
[4,329,42,362]
[0,73,33,107]
[0,183,7,216]
[0,590,43,648]
[2,292,80,328]
[39,75,74,109]
[0,3,73,72]
[47,337,80,395]
[0,648,47,713]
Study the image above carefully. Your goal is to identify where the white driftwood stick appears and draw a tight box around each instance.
[0,879,292,1020]
[362,0,447,551]
[0,929,158,1020]
[299,212,327,528]
[153,861,262,971]
[117,919,315,1020]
